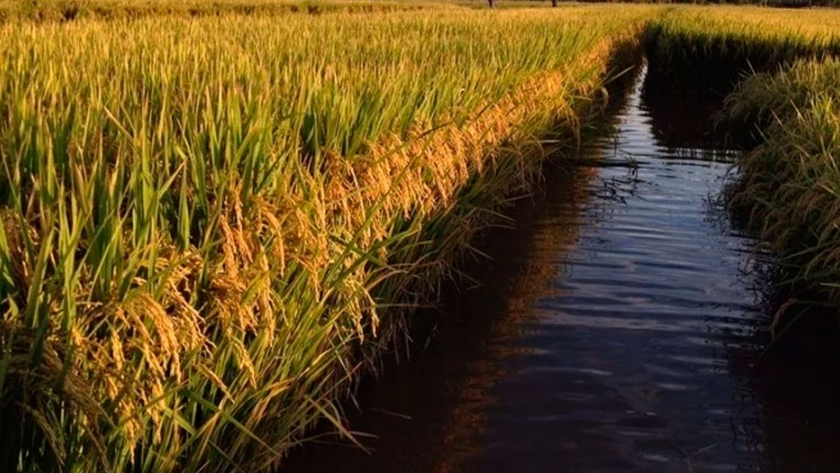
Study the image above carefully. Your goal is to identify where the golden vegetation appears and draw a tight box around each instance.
[723,60,840,325]
[0,5,654,471]
[0,0,448,22]
[6,3,840,470]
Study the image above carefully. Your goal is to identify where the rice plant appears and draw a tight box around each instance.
[722,59,840,317]
[0,5,655,471]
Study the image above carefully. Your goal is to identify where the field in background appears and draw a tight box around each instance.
[643,6,840,95]
[3,0,840,22]
[0,0,457,21]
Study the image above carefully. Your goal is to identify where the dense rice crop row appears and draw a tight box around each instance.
[722,60,840,327]
[643,6,840,95]
[0,6,654,471]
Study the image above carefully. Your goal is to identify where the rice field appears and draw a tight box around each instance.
[642,6,840,96]
[0,4,657,471]
[0,0,445,22]
[3,2,840,472]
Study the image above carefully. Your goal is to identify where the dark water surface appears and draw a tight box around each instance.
[283,66,840,472]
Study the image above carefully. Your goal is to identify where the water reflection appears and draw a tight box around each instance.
[283,156,599,473]
[283,64,840,472]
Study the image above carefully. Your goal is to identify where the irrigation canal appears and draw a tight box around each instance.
[284,65,840,472]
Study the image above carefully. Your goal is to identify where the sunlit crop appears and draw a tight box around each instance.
[0,4,653,471]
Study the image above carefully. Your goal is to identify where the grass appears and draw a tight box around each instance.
[0,4,655,471]
[722,59,840,323]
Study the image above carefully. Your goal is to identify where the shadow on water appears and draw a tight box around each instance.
[282,129,602,473]
[283,62,840,473]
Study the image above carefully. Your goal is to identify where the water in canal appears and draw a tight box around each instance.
[284,64,840,472]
